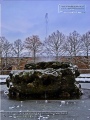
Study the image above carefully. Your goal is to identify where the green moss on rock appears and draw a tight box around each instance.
[7,61,81,100]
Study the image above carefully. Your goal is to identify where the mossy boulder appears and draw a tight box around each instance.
[7,61,81,100]
[24,61,72,70]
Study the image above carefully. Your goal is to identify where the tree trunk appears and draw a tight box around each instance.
[33,50,36,63]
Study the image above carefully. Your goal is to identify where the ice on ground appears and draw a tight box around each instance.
[0,75,9,82]
[76,74,90,82]
[78,74,90,78]
[76,78,90,82]
[0,75,9,78]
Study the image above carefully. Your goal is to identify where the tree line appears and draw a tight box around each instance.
[0,30,90,69]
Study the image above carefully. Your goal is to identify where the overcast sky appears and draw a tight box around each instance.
[1,0,90,42]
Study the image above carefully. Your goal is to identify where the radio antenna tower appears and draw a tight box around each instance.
[45,13,48,39]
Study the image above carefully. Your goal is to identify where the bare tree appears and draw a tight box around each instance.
[3,38,13,68]
[0,37,5,73]
[24,35,42,63]
[13,39,24,67]
[0,37,3,58]
[82,31,90,68]
[64,31,82,63]
[44,30,65,61]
